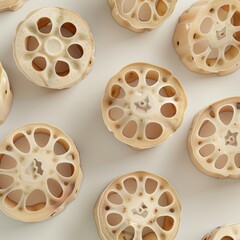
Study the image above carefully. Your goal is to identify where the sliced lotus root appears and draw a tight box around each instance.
[102,63,187,150]
[173,0,240,75]
[202,224,240,240]
[94,171,181,240]
[0,0,24,12]
[13,7,95,89]
[107,0,177,32]
[0,63,13,124]
[188,97,240,178]
[0,123,82,222]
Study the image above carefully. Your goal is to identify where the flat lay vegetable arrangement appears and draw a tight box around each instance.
[0,0,240,239]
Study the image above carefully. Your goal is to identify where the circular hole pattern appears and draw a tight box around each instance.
[123,0,136,14]
[26,189,46,211]
[32,57,47,72]
[233,31,240,42]
[219,105,234,125]
[199,144,215,157]
[25,36,39,51]
[68,44,84,59]
[0,174,14,189]
[60,22,77,38]
[122,120,137,138]
[234,153,240,168]
[37,17,52,34]
[55,61,70,77]
[5,189,22,208]
[161,103,177,118]
[146,70,159,86]
[123,177,137,194]
[47,178,63,198]
[107,191,123,205]
[57,163,74,177]
[215,154,228,169]
[111,85,126,99]
[159,86,176,98]
[145,122,163,140]
[142,227,156,239]
[193,40,209,55]
[109,107,124,121]
[13,133,30,153]
[200,17,213,34]
[34,128,50,148]
[157,216,174,231]
[198,120,216,138]
[217,5,230,21]
[119,226,135,240]
[54,139,70,155]
[221,237,234,240]
[0,154,17,169]
[158,191,173,207]
[145,178,158,194]
[225,45,239,61]
[107,213,123,226]
[156,0,168,17]
[125,71,139,87]
[138,2,152,22]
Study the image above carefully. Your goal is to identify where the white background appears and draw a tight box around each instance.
[0,0,240,239]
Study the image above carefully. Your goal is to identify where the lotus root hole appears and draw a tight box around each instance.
[156,0,168,17]
[111,85,126,99]
[219,105,234,125]
[107,191,123,205]
[37,17,52,34]
[138,3,152,22]
[25,189,46,211]
[13,133,30,153]
[124,177,137,194]
[221,237,234,240]
[125,71,139,87]
[25,36,39,51]
[145,178,158,194]
[55,61,70,77]
[145,122,163,140]
[122,120,137,138]
[119,226,135,240]
[200,17,213,34]
[233,31,240,42]
[57,163,75,177]
[123,0,136,14]
[0,154,17,169]
[47,179,63,198]
[109,107,124,121]
[60,22,77,38]
[217,5,230,21]
[32,57,47,72]
[142,227,157,239]
[146,70,159,86]
[34,128,50,148]
[232,11,240,27]
[161,103,177,118]
[198,120,216,138]
[54,138,70,155]
[68,44,84,59]
[215,154,228,169]
[158,191,173,207]
[234,153,240,168]
[107,213,123,226]
[159,86,176,98]
[157,216,174,231]
[4,190,23,208]
[224,45,239,61]
[199,144,215,157]
[0,174,14,189]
